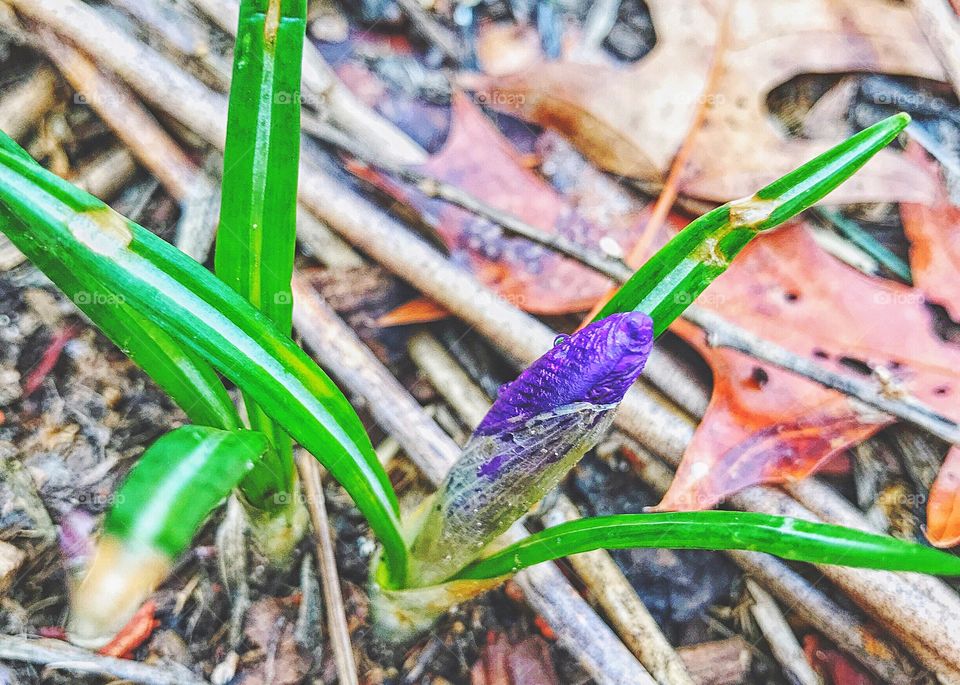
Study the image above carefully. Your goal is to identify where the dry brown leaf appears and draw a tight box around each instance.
[469,0,944,204]
[239,597,312,685]
[900,142,960,322]
[470,634,559,685]
[352,93,651,315]
[927,446,960,548]
[654,224,960,511]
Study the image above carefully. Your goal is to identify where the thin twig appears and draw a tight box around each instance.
[746,580,821,685]
[296,450,359,685]
[683,305,960,444]
[407,331,694,685]
[394,0,464,64]
[302,115,633,283]
[0,635,208,685]
[0,66,56,141]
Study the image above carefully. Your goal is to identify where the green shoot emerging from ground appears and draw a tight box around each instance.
[0,15,951,648]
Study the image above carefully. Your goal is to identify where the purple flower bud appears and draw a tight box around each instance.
[477,312,655,436]
[407,313,654,586]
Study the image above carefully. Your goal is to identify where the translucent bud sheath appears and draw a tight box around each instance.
[406,313,654,587]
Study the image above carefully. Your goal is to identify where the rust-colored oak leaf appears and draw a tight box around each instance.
[470,633,559,685]
[926,446,960,548]
[469,0,943,204]
[900,142,960,323]
[352,92,650,315]
[655,224,960,511]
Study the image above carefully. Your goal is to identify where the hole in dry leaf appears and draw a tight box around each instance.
[747,366,769,390]
[601,0,656,63]
[838,356,872,376]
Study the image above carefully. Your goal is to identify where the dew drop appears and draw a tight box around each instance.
[553,334,569,346]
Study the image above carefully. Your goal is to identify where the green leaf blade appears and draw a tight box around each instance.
[0,149,239,431]
[215,0,308,506]
[456,511,960,581]
[105,426,271,558]
[0,143,408,584]
[594,114,911,335]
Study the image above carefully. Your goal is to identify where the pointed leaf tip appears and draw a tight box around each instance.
[756,112,912,229]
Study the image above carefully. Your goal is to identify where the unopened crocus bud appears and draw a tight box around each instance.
[407,312,654,587]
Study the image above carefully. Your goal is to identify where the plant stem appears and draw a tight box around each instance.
[215,0,306,521]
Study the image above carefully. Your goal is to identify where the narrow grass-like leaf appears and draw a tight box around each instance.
[0,143,407,583]
[105,426,271,557]
[216,0,303,332]
[68,425,270,647]
[0,138,239,430]
[593,114,911,334]
[455,510,960,580]
[216,0,304,465]
[215,0,307,506]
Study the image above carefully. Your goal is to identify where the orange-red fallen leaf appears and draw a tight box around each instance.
[38,626,66,639]
[469,0,940,205]
[98,599,159,658]
[655,224,960,511]
[470,633,559,685]
[350,92,652,315]
[926,446,960,548]
[23,325,77,397]
[804,634,875,685]
[376,297,450,326]
[533,616,557,641]
[900,143,960,322]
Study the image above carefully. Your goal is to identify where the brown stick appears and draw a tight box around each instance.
[407,331,694,685]
[0,66,57,141]
[36,30,210,202]
[289,275,656,685]
[0,635,208,685]
[7,0,230,149]
[685,305,960,445]
[296,451,359,685]
[746,579,821,685]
